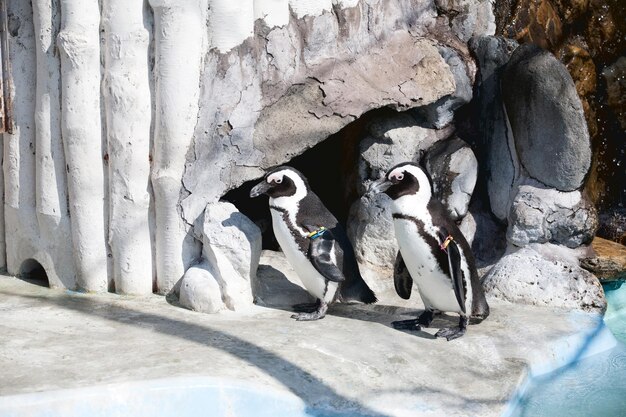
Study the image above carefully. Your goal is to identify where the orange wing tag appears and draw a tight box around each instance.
[440,235,454,252]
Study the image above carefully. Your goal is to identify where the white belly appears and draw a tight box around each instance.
[394,218,465,314]
[271,209,337,302]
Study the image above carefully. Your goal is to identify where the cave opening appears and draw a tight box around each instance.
[19,259,49,287]
[223,107,398,250]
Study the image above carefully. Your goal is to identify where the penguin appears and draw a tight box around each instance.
[369,162,489,340]
[250,166,377,320]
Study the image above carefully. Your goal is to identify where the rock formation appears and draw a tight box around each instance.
[0,0,614,314]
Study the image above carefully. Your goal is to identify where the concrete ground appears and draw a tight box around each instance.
[0,256,605,417]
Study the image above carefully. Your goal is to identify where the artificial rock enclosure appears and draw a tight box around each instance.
[1,0,623,314]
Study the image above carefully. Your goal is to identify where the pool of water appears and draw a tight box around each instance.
[503,281,626,417]
[0,377,352,417]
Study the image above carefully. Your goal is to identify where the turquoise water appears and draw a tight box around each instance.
[505,281,626,417]
[605,280,626,344]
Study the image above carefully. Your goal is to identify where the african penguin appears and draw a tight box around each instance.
[250,166,377,321]
[369,162,489,340]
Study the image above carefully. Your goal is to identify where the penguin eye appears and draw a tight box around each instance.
[397,173,404,181]
[275,178,283,184]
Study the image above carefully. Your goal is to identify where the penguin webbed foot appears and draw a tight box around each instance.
[392,310,435,331]
[291,301,328,321]
[435,316,468,341]
[292,301,320,313]
[391,318,421,331]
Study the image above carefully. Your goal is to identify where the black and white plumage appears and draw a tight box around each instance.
[370,162,489,340]
[250,166,377,321]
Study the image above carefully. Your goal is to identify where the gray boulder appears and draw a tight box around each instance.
[483,244,606,312]
[468,35,519,221]
[188,201,262,312]
[348,193,398,279]
[179,264,224,314]
[424,136,478,221]
[507,179,598,248]
[502,44,592,191]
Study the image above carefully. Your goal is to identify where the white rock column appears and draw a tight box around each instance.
[3,0,37,275]
[31,0,76,289]
[149,0,205,293]
[0,0,10,269]
[33,0,66,223]
[102,0,153,294]
[57,0,108,292]
[208,0,254,53]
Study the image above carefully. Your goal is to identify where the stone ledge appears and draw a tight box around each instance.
[0,272,607,417]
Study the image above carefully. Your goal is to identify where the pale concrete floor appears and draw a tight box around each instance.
[0,269,602,417]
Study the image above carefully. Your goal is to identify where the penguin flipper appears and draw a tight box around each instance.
[445,235,467,314]
[393,252,413,300]
[305,226,345,283]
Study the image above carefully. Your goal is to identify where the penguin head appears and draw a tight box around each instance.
[249,166,309,201]
[369,162,432,203]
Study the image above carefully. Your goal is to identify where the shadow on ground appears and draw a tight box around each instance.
[1,288,392,417]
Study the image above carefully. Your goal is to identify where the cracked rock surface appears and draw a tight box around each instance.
[507,179,598,248]
[181,0,475,226]
[483,244,606,312]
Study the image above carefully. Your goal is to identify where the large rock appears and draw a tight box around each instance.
[507,179,598,248]
[179,264,224,314]
[348,193,398,278]
[502,44,592,191]
[468,35,519,221]
[483,244,606,312]
[185,202,262,312]
[423,136,478,220]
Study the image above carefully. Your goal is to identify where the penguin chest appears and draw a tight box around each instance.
[270,209,333,301]
[393,218,463,314]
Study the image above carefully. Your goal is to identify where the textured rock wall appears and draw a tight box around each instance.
[468,34,603,311]
[1,0,608,314]
[2,0,494,300]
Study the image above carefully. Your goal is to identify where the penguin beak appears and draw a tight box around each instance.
[250,181,271,198]
[368,178,392,195]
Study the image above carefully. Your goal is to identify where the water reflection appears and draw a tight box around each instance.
[504,281,626,417]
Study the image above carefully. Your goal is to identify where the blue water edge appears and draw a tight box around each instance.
[0,377,355,417]
[504,280,626,417]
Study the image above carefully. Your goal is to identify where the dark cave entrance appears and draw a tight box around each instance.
[19,258,49,287]
[223,108,399,250]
